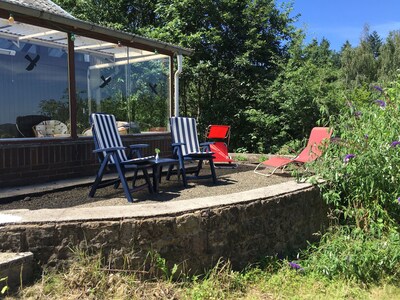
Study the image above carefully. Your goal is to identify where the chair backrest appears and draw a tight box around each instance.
[206,125,231,139]
[170,117,200,156]
[16,115,51,137]
[90,113,128,164]
[33,120,68,137]
[295,127,332,163]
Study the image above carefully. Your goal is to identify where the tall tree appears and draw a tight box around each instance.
[378,30,400,82]
[244,36,341,153]
[54,0,304,152]
[367,30,382,59]
[53,0,157,31]
[139,0,297,148]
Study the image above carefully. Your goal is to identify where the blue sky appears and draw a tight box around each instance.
[278,0,400,50]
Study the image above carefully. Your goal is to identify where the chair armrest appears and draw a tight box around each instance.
[200,142,214,146]
[129,144,149,158]
[172,142,185,147]
[200,142,214,152]
[93,146,125,153]
[129,144,149,150]
[171,142,185,157]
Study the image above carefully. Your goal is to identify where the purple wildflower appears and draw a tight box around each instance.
[289,261,302,270]
[364,134,369,139]
[354,111,362,118]
[373,85,383,93]
[391,141,400,147]
[344,154,355,163]
[398,197,400,204]
[374,100,386,108]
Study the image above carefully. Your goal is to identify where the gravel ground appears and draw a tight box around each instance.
[0,164,292,211]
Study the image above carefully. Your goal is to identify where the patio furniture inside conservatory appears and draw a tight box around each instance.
[0,0,191,188]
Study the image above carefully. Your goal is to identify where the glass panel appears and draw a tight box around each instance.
[128,57,170,133]
[77,38,170,136]
[0,20,171,139]
[0,25,69,138]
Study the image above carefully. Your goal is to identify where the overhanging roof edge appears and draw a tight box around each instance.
[0,2,193,56]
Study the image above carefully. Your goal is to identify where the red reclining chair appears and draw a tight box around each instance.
[254,127,332,176]
[206,125,236,167]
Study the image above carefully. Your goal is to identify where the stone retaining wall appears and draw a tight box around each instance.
[0,184,327,274]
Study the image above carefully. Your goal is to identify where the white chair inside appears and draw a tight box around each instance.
[33,120,69,137]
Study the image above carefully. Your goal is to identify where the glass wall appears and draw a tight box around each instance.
[0,20,171,139]
[0,34,69,138]
[76,40,171,135]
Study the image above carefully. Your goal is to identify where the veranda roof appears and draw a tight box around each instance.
[0,0,192,59]
[4,0,75,18]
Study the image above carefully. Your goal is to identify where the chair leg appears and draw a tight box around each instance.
[114,162,134,203]
[159,166,163,183]
[176,164,181,183]
[253,162,280,177]
[178,158,188,188]
[209,159,217,184]
[142,168,153,194]
[89,157,109,197]
[181,166,188,187]
[166,164,174,180]
[195,160,203,176]
[132,169,138,188]
[114,180,120,189]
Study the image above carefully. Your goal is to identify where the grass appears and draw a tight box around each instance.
[4,250,400,299]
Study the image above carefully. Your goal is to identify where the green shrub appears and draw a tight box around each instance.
[298,80,400,284]
[312,82,400,232]
[303,227,400,284]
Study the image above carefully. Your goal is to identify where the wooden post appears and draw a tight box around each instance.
[67,32,77,138]
[170,54,175,118]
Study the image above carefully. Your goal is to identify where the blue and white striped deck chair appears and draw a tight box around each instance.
[89,113,154,203]
[169,117,217,187]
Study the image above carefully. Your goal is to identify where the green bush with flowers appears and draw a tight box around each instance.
[295,78,400,283]
[316,82,400,231]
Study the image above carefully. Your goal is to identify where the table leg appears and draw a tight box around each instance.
[153,164,161,192]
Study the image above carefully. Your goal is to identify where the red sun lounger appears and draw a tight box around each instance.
[254,127,332,176]
[206,125,236,167]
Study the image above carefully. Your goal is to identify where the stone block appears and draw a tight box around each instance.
[0,252,33,292]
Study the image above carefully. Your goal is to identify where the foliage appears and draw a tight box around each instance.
[295,80,400,285]
[53,0,157,32]
[39,90,91,133]
[378,31,400,83]
[312,82,400,232]
[55,0,299,151]
[255,264,369,299]
[187,260,247,299]
[19,249,181,299]
[233,154,247,162]
[302,227,400,284]
[1,277,8,295]
[14,248,400,299]
[51,1,400,154]
[147,0,299,149]
[244,36,341,153]
[146,250,178,282]
[340,26,379,89]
